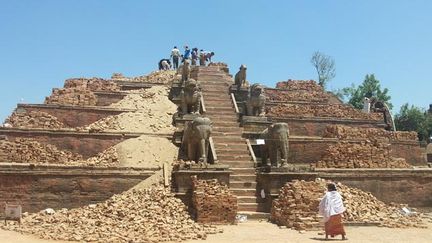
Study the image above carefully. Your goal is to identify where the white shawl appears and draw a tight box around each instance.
[318,191,346,222]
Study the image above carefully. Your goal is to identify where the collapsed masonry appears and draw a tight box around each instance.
[1,187,221,243]
[271,179,425,231]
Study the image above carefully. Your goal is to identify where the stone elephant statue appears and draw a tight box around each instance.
[246,83,266,116]
[261,123,289,167]
[179,79,202,115]
[181,117,213,164]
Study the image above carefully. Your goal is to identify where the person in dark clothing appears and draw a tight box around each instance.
[158,59,171,70]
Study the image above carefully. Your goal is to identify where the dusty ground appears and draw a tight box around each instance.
[2,221,431,243]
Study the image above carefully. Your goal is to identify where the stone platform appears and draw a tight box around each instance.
[0,128,170,158]
[16,103,136,127]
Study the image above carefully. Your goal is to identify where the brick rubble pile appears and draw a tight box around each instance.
[275,80,324,92]
[0,138,83,163]
[315,140,411,168]
[44,87,97,106]
[84,146,119,167]
[77,86,176,134]
[271,180,323,231]
[191,176,238,224]
[267,104,383,120]
[64,78,120,91]
[111,70,177,85]
[4,110,66,129]
[271,179,425,231]
[208,62,229,73]
[323,125,418,141]
[2,187,221,242]
[265,89,331,103]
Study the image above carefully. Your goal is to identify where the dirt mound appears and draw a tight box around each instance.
[64,78,120,91]
[111,70,177,85]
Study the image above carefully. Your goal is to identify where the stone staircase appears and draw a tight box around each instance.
[194,66,268,219]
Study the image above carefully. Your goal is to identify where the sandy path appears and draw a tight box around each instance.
[2,221,431,243]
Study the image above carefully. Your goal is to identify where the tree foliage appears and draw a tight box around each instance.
[394,103,432,141]
[337,74,392,110]
[311,51,336,88]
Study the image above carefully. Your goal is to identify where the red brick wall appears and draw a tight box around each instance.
[0,166,154,213]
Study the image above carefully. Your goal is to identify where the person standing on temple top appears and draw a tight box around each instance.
[206,51,215,63]
[199,49,207,66]
[183,45,191,62]
[191,48,199,66]
[171,46,181,70]
[318,183,347,241]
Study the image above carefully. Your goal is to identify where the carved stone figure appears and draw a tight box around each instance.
[370,97,395,131]
[261,123,289,167]
[181,60,191,85]
[182,117,213,164]
[234,64,247,89]
[246,83,266,116]
[179,79,202,115]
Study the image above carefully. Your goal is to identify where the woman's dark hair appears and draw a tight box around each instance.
[327,183,337,191]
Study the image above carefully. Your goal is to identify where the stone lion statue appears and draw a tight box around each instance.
[245,83,266,116]
[179,79,202,115]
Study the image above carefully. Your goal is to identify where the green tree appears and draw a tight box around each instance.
[394,104,432,141]
[311,51,336,88]
[338,74,392,110]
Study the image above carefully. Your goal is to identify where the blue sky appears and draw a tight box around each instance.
[1,0,431,122]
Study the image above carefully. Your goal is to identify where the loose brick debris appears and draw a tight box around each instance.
[0,138,119,167]
[316,125,415,169]
[268,80,332,103]
[266,88,331,103]
[315,140,411,168]
[2,187,221,242]
[5,110,66,129]
[323,125,418,141]
[0,138,83,163]
[44,87,98,106]
[267,103,383,120]
[276,80,325,92]
[64,78,120,91]
[111,70,177,85]
[271,180,425,231]
[191,176,238,224]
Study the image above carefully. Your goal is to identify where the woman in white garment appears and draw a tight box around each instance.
[318,183,347,240]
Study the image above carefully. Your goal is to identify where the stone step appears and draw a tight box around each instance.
[211,123,241,128]
[205,112,237,116]
[212,131,243,136]
[230,174,257,182]
[236,211,270,220]
[237,196,260,203]
[230,188,257,197]
[205,106,235,111]
[223,161,255,168]
[212,138,244,144]
[218,154,251,161]
[230,181,257,189]
[201,87,229,92]
[230,167,257,174]
[206,115,238,120]
[215,150,249,156]
[215,144,248,150]
[211,127,243,132]
[238,203,266,212]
